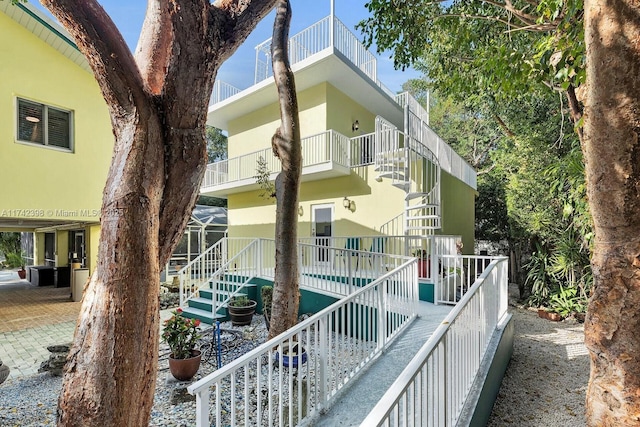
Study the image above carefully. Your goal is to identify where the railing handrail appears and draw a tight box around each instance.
[201,129,351,189]
[189,255,416,395]
[361,256,509,425]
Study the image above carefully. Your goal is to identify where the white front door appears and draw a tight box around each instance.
[311,204,334,264]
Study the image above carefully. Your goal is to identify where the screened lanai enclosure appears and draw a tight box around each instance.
[165,205,227,278]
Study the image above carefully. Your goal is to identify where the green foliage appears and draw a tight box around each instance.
[254,156,276,199]
[548,284,587,316]
[261,285,273,316]
[162,309,202,359]
[196,195,227,207]
[206,126,227,163]
[525,244,554,306]
[4,252,24,269]
[229,295,253,307]
[358,0,585,101]
[0,232,21,258]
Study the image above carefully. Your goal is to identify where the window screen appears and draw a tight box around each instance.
[16,98,72,150]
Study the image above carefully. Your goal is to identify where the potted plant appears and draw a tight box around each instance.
[5,252,26,279]
[413,249,430,278]
[261,286,273,330]
[276,342,307,368]
[227,295,257,326]
[162,308,202,381]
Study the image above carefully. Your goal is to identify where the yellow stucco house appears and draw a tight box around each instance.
[201,15,476,258]
[0,2,112,279]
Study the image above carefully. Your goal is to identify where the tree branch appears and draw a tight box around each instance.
[135,0,174,94]
[40,0,145,119]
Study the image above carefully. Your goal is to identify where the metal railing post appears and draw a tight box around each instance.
[195,388,210,427]
[257,239,263,277]
[377,281,386,350]
[318,316,328,406]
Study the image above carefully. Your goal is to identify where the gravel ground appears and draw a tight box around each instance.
[487,292,590,426]
[1,295,590,426]
[0,317,268,427]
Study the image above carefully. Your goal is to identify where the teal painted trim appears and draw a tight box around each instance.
[300,288,339,315]
[469,316,515,427]
[418,282,434,303]
[302,273,374,288]
[16,3,79,51]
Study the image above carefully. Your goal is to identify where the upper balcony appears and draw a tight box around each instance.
[207,15,408,130]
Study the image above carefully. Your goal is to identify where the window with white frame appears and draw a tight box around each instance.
[16,98,73,150]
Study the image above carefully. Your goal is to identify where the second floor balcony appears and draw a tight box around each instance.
[201,130,356,197]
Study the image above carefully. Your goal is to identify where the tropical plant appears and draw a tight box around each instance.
[4,252,24,269]
[412,249,428,259]
[524,244,554,306]
[548,285,587,317]
[229,295,254,307]
[255,156,276,199]
[162,309,202,360]
[261,286,273,317]
[0,233,20,259]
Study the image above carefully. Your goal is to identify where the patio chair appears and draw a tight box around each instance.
[367,237,387,270]
[338,237,361,271]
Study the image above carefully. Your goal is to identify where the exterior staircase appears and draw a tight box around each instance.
[176,238,261,325]
[372,110,442,253]
[181,276,257,324]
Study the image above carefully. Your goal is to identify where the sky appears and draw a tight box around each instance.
[30,0,421,93]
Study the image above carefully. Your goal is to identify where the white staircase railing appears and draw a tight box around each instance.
[177,238,256,307]
[188,256,419,427]
[361,257,508,426]
[297,235,460,284]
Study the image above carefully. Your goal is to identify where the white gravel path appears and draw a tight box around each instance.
[487,298,589,426]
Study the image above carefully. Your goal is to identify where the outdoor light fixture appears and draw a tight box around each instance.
[352,120,359,132]
[298,205,304,216]
[343,197,355,212]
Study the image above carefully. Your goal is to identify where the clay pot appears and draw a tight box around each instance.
[538,309,563,322]
[168,350,202,381]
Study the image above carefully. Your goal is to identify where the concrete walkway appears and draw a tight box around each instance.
[0,272,176,381]
[0,271,81,379]
[315,301,452,426]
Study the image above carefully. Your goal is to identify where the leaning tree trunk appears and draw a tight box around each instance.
[583,0,640,424]
[36,1,279,425]
[268,0,302,339]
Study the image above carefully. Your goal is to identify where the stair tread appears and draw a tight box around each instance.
[181,306,225,319]
[406,204,438,210]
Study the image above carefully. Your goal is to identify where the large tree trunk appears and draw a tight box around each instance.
[268,0,302,339]
[35,1,279,425]
[583,0,640,424]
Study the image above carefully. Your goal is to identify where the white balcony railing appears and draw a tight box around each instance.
[254,16,377,85]
[201,130,350,190]
[211,80,241,104]
[361,257,509,426]
[188,256,419,427]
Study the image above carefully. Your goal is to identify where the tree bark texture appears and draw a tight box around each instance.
[36,1,278,426]
[268,0,302,339]
[583,0,640,424]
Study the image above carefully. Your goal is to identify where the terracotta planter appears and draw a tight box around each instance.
[418,258,430,278]
[228,300,257,326]
[538,309,563,322]
[168,350,202,381]
[17,269,26,280]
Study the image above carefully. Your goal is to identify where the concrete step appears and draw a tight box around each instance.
[181,306,225,325]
